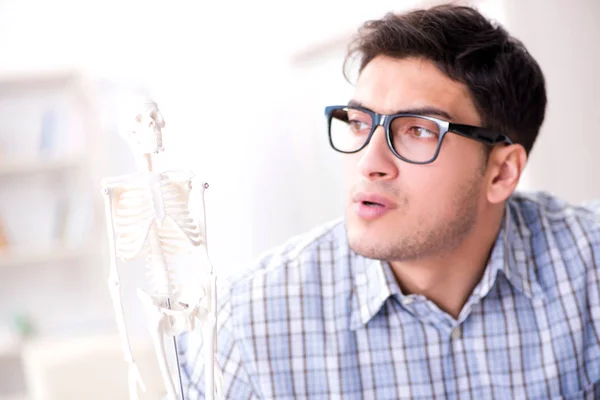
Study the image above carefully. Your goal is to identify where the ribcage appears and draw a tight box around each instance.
[159,177,204,250]
[111,171,205,262]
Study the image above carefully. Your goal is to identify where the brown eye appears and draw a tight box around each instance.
[349,120,370,132]
[409,127,436,138]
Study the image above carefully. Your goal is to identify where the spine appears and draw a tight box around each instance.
[146,224,175,297]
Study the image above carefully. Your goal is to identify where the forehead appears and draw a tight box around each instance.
[354,56,480,125]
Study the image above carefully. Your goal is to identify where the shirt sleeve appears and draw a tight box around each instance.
[582,203,600,382]
[177,281,259,399]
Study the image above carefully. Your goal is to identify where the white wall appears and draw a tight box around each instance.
[499,0,600,203]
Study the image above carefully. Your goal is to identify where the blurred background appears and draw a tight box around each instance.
[0,0,597,398]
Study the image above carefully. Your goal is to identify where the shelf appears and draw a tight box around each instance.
[0,157,82,177]
[0,246,89,269]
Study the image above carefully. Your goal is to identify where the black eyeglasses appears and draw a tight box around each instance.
[324,105,513,164]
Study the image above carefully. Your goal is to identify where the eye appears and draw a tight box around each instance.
[410,127,437,138]
[349,120,371,132]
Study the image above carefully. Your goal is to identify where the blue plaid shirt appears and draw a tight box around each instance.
[178,191,600,399]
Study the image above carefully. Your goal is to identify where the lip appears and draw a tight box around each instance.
[352,192,397,208]
[352,192,397,220]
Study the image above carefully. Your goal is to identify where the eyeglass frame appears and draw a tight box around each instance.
[324,105,514,165]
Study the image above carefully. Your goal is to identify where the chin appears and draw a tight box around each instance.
[347,230,386,260]
[345,216,379,256]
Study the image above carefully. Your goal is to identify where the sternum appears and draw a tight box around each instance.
[150,175,166,224]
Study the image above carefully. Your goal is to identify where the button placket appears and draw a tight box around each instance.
[451,325,462,340]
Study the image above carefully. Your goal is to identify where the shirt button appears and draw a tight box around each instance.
[451,326,462,340]
[402,297,414,305]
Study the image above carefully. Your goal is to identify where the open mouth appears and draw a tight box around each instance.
[362,201,384,207]
[356,200,389,220]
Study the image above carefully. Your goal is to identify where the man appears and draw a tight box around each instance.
[178,4,600,399]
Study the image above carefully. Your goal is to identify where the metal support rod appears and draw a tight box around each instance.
[167,298,186,400]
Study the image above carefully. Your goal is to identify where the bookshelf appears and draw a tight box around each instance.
[0,69,109,399]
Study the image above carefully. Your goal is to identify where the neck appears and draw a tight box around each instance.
[389,203,505,319]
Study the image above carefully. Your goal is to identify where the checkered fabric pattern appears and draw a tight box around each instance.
[177,191,600,399]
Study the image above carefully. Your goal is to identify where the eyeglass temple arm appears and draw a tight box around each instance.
[449,123,514,145]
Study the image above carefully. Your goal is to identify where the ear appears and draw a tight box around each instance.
[485,144,527,204]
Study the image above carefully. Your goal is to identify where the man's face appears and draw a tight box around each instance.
[344,56,488,262]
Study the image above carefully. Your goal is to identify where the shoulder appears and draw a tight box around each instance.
[223,218,347,301]
[217,218,351,335]
[510,190,600,292]
[510,190,600,241]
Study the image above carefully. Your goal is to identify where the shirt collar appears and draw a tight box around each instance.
[349,256,401,330]
[349,197,545,330]
[491,198,546,301]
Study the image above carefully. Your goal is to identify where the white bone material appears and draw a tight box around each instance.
[101,100,222,400]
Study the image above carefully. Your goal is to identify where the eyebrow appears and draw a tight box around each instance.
[347,99,454,121]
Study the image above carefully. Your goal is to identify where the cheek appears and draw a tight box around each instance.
[404,167,448,203]
[403,158,471,203]
[413,154,484,212]
[440,134,484,168]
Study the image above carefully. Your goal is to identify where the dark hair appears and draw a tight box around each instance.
[344,4,547,155]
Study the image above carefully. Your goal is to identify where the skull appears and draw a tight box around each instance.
[122,100,166,155]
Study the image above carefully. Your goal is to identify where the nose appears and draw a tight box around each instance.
[356,124,399,181]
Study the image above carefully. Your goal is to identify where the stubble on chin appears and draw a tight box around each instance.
[345,193,478,263]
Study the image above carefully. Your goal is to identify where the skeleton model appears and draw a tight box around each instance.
[101,100,222,400]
